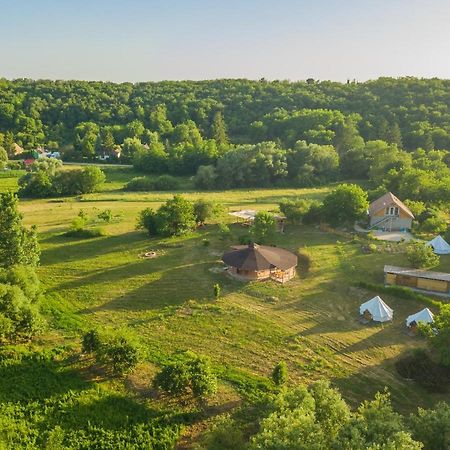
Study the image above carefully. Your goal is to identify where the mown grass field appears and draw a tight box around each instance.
[1,165,449,447]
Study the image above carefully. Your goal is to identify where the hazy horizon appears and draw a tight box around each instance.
[1,0,450,83]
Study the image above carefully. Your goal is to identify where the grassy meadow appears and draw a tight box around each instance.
[1,165,449,448]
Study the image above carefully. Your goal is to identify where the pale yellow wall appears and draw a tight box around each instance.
[385,273,396,284]
[417,278,448,293]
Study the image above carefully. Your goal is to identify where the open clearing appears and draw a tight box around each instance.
[1,166,449,444]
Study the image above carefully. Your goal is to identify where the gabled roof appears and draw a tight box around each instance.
[426,235,450,255]
[222,243,297,271]
[369,192,414,219]
[406,308,434,327]
[359,295,393,322]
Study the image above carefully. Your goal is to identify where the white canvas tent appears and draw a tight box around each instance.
[426,235,450,255]
[406,308,434,327]
[359,296,393,322]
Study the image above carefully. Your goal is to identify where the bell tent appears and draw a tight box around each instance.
[406,308,434,327]
[426,235,450,255]
[359,296,393,322]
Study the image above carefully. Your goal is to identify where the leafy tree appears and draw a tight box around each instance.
[96,127,116,154]
[193,199,221,225]
[156,195,196,236]
[410,402,450,450]
[251,212,276,243]
[322,184,369,227]
[333,115,364,154]
[213,283,221,299]
[18,170,53,197]
[126,120,145,139]
[272,361,288,386]
[0,265,44,340]
[154,353,217,399]
[0,192,40,267]
[287,140,339,186]
[194,165,217,190]
[149,104,173,136]
[99,335,140,375]
[421,305,450,366]
[211,110,228,146]
[279,198,313,224]
[154,361,191,395]
[406,242,440,269]
[387,122,403,148]
[122,137,144,160]
[133,135,168,173]
[137,208,161,236]
[189,356,217,398]
[335,392,421,450]
[0,146,8,168]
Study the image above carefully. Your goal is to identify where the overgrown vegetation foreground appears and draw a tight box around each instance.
[0,168,450,449]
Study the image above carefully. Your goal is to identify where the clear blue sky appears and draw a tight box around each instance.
[1,0,450,82]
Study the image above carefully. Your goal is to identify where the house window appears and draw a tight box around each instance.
[386,206,399,216]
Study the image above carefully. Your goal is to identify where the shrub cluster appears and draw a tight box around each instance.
[125,174,180,191]
[153,352,217,399]
[81,329,140,375]
[0,265,44,341]
[18,160,105,198]
[138,195,220,237]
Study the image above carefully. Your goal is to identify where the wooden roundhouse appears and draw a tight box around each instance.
[222,243,297,283]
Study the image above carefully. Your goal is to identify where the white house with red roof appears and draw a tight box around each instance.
[368,192,414,231]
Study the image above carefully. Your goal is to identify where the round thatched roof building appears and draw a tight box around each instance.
[222,243,297,283]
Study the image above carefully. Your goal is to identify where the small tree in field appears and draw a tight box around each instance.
[251,211,276,243]
[272,361,288,386]
[213,283,221,299]
[193,199,221,226]
[98,335,140,375]
[137,207,161,236]
[154,353,217,400]
[406,241,440,268]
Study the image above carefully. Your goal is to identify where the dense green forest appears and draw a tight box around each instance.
[1,77,450,151]
[2,77,450,207]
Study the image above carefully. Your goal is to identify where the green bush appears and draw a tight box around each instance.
[97,209,113,223]
[125,176,155,191]
[82,329,102,353]
[153,175,180,191]
[98,336,140,375]
[154,353,217,399]
[272,361,288,386]
[81,329,140,375]
[406,241,440,268]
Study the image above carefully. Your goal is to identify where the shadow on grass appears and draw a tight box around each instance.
[332,352,446,412]
[78,260,231,312]
[40,231,147,265]
[0,356,90,403]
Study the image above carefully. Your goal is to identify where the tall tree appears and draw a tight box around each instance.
[0,192,40,267]
[211,111,228,146]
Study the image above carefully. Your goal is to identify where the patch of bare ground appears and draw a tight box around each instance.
[175,383,242,450]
